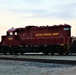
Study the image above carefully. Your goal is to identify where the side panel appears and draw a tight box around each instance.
[54,37,64,44]
[28,24,71,45]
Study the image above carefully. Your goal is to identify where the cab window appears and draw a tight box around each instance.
[9,32,13,35]
[15,32,17,35]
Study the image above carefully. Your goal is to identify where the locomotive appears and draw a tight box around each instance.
[0,24,75,55]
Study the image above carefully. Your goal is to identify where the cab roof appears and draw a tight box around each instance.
[7,27,24,33]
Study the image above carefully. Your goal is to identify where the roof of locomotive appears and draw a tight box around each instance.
[29,24,71,29]
[7,24,71,32]
[7,27,25,33]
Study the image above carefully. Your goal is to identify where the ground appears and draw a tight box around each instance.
[0,60,76,75]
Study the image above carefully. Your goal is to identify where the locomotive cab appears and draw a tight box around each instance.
[1,28,23,54]
[7,27,18,36]
[7,31,18,36]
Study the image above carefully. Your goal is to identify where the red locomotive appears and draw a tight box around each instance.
[0,24,72,55]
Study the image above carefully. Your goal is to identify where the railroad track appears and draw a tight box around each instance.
[0,54,76,65]
[0,52,76,56]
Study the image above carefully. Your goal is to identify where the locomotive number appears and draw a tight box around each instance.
[8,37,13,40]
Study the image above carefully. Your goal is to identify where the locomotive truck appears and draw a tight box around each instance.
[0,24,75,55]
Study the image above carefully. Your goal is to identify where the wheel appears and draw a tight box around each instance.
[21,52,23,55]
[10,52,13,55]
[51,52,54,55]
[43,52,48,55]
[3,52,6,55]
[65,53,69,56]
[3,50,7,55]
[14,52,18,55]
[59,52,63,55]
